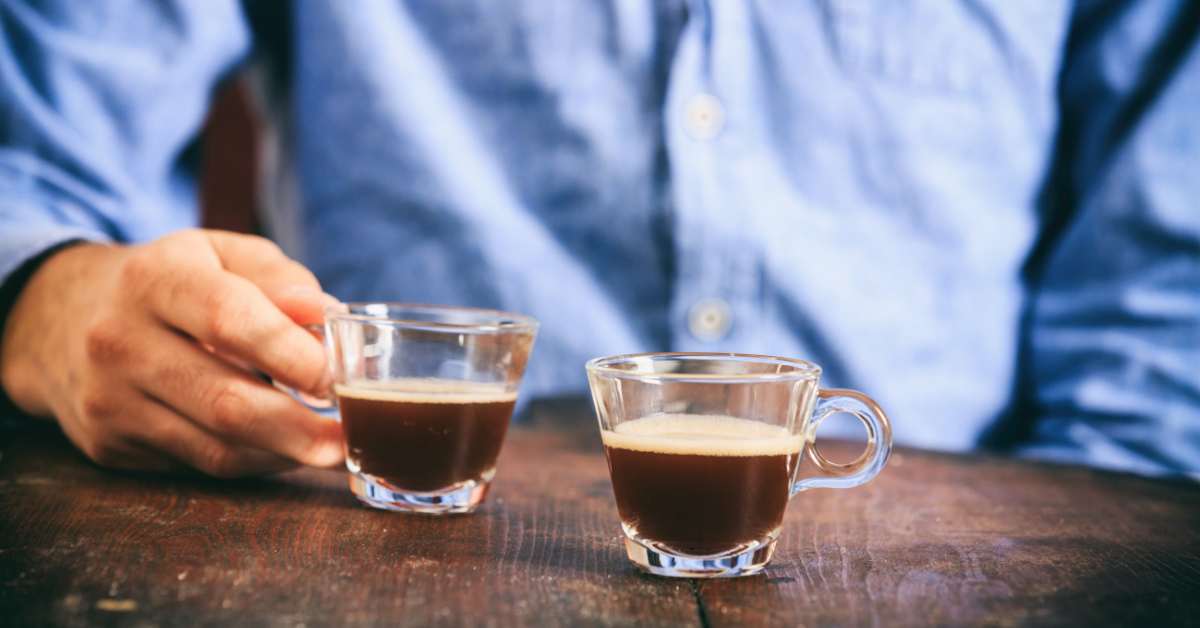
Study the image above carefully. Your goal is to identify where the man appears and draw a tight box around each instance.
[2,1,1197,478]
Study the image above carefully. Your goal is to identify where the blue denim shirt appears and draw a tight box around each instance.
[1,0,1197,477]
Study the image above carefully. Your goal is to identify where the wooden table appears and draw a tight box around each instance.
[2,400,1199,627]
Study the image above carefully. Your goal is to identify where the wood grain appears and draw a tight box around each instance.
[700,446,1200,627]
[2,401,1199,627]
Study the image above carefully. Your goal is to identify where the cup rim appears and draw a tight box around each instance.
[324,302,539,333]
[585,352,822,381]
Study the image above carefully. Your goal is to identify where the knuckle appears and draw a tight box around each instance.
[197,442,242,478]
[80,389,121,420]
[162,229,208,250]
[207,381,256,434]
[83,317,129,364]
[119,246,167,289]
[211,230,284,262]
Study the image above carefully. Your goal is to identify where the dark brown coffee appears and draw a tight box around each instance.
[336,380,518,492]
[602,414,803,554]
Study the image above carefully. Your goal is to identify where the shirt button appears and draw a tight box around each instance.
[688,298,733,341]
[683,93,725,140]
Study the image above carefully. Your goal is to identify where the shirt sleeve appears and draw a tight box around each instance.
[1014,0,1200,478]
[0,0,253,282]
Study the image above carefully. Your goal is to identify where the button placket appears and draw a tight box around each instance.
[661,7,764,351]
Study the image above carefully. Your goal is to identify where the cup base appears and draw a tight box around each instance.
[348,472,490,514]
[623,533,778,578]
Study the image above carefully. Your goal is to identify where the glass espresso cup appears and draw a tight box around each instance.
[586,353,891,578]
[301,303,537,514]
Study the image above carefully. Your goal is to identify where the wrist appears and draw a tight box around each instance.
[0,242,119,417]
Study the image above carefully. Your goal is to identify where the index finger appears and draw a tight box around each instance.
[203,231,318,290]
[204,231,338,327]
[148,264,329,393]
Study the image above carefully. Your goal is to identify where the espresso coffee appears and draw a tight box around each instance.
[602,414,804,554]
[336,380,518,492]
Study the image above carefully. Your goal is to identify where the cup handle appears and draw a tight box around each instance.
[792,388,892,493]
[272,324,338,417]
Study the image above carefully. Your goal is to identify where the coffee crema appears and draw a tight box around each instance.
[336,379,518,492]
[602,414,803,554]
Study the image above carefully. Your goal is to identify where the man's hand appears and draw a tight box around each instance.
[0,230,344,477]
